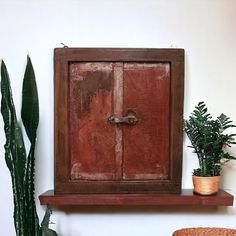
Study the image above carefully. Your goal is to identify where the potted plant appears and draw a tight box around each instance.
[184,102,236,195]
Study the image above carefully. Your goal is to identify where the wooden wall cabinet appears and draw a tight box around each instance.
[54,48,184,194]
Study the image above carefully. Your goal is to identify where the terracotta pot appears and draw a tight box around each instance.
[192,176,220,195]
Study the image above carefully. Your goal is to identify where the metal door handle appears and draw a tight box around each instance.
[108,113,138,125]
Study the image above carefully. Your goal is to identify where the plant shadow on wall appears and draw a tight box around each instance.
[184,102,236,195]
[0,57,58,236]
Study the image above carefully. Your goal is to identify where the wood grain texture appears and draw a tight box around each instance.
[69,62,116,180]
[39,189,234,206]
[113,63,124,180]
[123,63,170,180]
[54,48,184,194]
[54,48,184,62]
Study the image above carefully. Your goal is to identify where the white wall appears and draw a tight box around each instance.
[1,0,236,235]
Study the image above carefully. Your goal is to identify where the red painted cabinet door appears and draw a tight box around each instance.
[123,63,170,180]
[69,62,170,182]
[54,48,184,194]
[69,63,116,181]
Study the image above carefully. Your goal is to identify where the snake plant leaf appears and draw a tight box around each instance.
[41,206,59,236]
[25,145,40,236]
[21,56,39,144]
[21,56,40,236]
[41,228,58,236]
[41,206,52,228]
[1,60,28,235]
[1,58,59,236]
[1,60,14,171]
[1,60,27,180]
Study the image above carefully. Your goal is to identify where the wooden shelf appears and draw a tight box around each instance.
[39,189,234,206]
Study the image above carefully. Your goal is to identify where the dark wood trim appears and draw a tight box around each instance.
[54,52,70,185]
[170,61,184,182]
[39,189,234,206]
[54,48,184,62]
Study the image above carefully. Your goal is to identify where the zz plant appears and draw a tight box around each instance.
[184,102,236,177]
[1,57,58,236]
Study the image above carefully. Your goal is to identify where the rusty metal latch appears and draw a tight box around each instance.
[108,112,138,125]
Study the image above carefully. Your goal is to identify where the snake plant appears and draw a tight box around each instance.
[1,57,58,236]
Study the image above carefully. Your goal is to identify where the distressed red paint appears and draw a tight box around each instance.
[54,48,184,194]
[70,63,116,180]
[70,62,170,181]
[123,63,170,180]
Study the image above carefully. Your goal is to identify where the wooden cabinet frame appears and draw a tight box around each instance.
[54,48,184,194]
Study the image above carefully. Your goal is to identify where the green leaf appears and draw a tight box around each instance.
[1,60,28,235]
[21,56,40,235]
[41,206,52,228]
[41,228,58,236]
[1,58,59,236]
[1,60,14,171]
[185,101,236,177]
[41,206,59,236]
[24,145,40,236]
[21,56,39,143]
[1,60,27,184]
